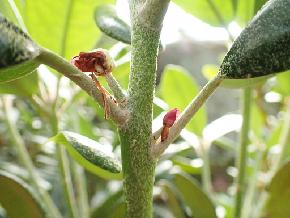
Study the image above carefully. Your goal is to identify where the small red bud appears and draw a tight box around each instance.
[161,108,180,142]
[163,108,180,128]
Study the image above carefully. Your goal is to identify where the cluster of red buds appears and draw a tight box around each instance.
[161,108,180,142]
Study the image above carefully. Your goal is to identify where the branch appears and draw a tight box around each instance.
[36,47,129,125]
[151,75,223,158]
[104,73,127,105]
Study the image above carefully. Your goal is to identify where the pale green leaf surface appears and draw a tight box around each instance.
[23,0,114,58]
[51,131,122,180]
[0,71,38,96]
[173,0,233,26]
[265,161,290,218]
[275,71,290,96]
[172,173,217,218]
[160,65,207,135]
[0,170,47,218]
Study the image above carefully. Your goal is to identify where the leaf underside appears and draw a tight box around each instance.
[220,0,290,79]
[0,13,39,82]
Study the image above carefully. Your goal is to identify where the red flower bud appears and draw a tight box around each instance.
[70,48,115,75]
[161,108,180,142]
[163,108,180,128]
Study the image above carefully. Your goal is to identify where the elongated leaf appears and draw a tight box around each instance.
[160,181,185,218]
[0,71,38,96]
[0,13,39,82]
[264,161,290,218]
[220,0,290,79]
[95,4,131,44]
[159,65,207,135]
[22,0,114,58]
[172,173,217,218]
[0,170,47,218]
[173,0,233,26]
[91,190,124,218]
[51,131,122,179]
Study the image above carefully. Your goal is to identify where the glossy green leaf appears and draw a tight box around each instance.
[173,0,233,26]
[172,173,217,218]
[0,71,38,96]
[22,0,114,58]
[160,181,185,218]
[264,161,290,218]
[220,0,290,79]
[95,4,131,44]
[0,14,40,82]
[0,170,47,218]
[160,65,207,135]
[51,131,122,179]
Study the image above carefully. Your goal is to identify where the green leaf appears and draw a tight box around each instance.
[0,14,40,82]
[0,170,47,218]
[51,131,122,179]
[95,4,131,44]
[160,181,186,218]
[173,0,233,26]
[22,0,114,58]
[159,65,207,135]
[0,71,38,96]
[220,0,290,79]
[275,71,290,96]
[172,173,217,218]
[91,190,124,218]
[264,161,290,218]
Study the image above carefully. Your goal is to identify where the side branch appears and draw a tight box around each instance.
[37,47,129,125]
[151,75,223,158]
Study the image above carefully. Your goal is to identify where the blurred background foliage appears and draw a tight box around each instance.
[0,0,290,218]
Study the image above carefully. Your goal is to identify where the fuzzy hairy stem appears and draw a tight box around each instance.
[119,0,170,217]
[151,75,223,158]
[37,48,129,125]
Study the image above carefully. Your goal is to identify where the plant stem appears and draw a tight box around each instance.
[233,88,252,218]
[151,75,223,158]
[50,111,78,218]
[200,141,212,197]
[105,73,126,104]
[71,162,90,218]
[118,1,170,217]
[242,148,264,218]
[1,97,62,218]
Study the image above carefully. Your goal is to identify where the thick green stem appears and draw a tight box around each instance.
[233,88,252,218]
[119,1,169,217]
[1,97,62,218]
